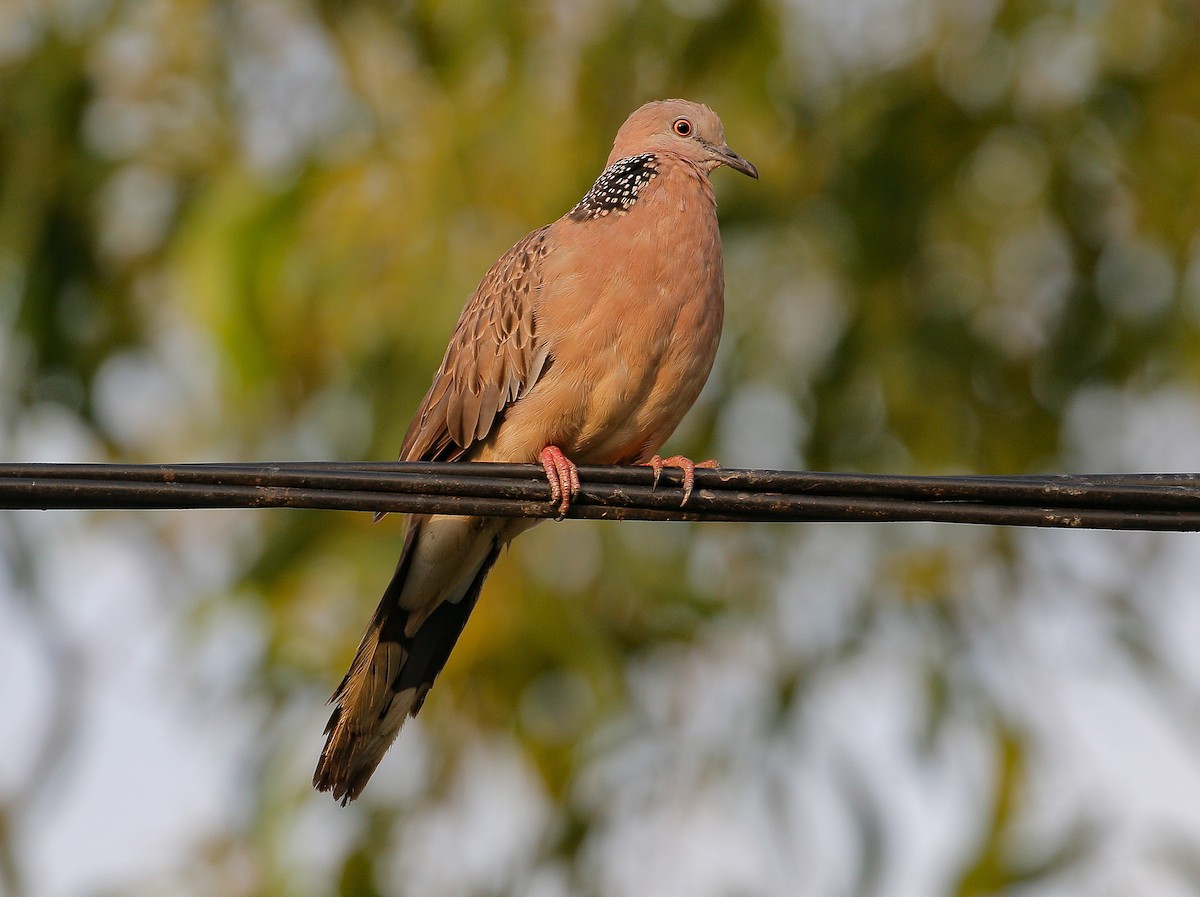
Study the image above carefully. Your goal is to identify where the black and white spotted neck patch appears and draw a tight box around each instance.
[568,153,660,221]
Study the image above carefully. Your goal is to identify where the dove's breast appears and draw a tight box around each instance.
[477,160,724,466]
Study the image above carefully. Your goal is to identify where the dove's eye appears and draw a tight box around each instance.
[672,118,693,137]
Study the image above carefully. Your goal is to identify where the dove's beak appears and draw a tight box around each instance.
[712,143,759,179]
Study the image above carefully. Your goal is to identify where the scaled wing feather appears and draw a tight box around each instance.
[399,226,552,462]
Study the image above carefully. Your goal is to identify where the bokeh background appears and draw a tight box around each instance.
[2,0,1200,895]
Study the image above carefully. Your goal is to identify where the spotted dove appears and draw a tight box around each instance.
[314,99,758,803]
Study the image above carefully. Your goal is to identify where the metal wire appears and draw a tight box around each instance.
[1,462,1199,531]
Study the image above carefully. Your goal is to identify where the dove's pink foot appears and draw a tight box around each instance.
[640,455,719,506]
[540,445,581,518]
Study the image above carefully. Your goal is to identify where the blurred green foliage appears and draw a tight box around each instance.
[2,0,1199,895]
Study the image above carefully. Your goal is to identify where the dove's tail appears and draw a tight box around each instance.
[313,516,502,804]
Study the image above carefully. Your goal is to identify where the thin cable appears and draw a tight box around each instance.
[1,462,1199,531]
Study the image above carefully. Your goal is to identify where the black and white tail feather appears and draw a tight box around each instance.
[313,519,501,804]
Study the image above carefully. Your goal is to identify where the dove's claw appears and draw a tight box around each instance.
[640,455,719,506]
[540,446,581,518]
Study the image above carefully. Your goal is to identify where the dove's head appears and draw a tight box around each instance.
[608,99,758,180]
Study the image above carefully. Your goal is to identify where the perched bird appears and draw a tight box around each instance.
[314,99,758,803]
